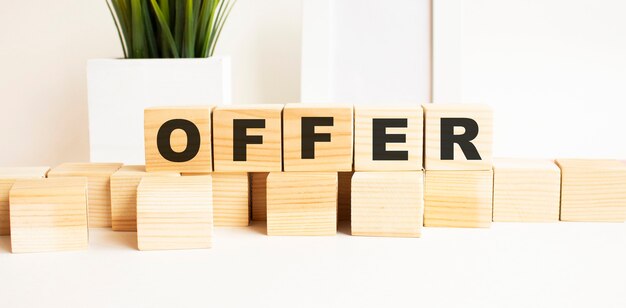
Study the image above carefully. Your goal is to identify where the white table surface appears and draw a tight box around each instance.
[1,221,625,308]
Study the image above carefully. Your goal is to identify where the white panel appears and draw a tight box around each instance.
[301,0,431,104]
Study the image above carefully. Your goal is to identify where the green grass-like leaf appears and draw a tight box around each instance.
[108,0,235,58]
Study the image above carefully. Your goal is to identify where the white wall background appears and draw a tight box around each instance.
[0,0,302,166]
[434,0,626,159]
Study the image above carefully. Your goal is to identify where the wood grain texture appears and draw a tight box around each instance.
[213,105,283,172]
[110,166,179,231]
[493,158,560,222]
[47,163,122,228]
[9,177,88,253]
[0,167,49,235]
[351,172,424,237]
[251,172,268,221]
[266,172,337,236]
[423,104,493,170]
[354,106,423,171]
[182,172,249,227]
[556,159,626,222]
[283,104,353,171]
[424,170,493,228]
[337,172,353,221]
[144,106,213,173]
[137,176,213,250]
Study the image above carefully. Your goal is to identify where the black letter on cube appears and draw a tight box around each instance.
[233,119,265,161]
[372,118,408,161]
[440,118,481,160]
[157,119,201,162]
[301,117,334,159]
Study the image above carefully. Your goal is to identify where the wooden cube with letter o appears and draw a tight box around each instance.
[144,106,213,173]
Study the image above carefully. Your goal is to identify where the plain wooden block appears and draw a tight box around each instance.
[47,162,122,228]
[266,172,337,236]
[283,104,353,171]
[213,105,283,172]
[557,159,626,222]
[144,106,212,173]
[493,158,561,222]
[9,177,88,253]
[423,104,493,170]
[337,172,353,221]
[251,172,269,221]
[0,167,49,235]
[182,172,249,227]
[351,172,424,237]
[137,176,213,250]
[354,106,423,171]
[424,170,493,228]
[110,166,179,231]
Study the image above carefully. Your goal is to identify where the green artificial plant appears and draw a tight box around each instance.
[107,0,236,58]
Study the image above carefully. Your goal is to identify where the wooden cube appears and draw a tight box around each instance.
[424,170,493,228]
[354,106,423,171]
[493,158,561,222]
[137,176,213,250]
[47,162,122,228]
[110,166,179,231]
[251,172,269,221]
[423,104,493,170]
[266,172,337,235]
[337,172,353,221]
[213,105,283,172]
[557,159,626,222]
[0,167,49,235]
[144,106,212,173]
[351,172,424,237]
[283,104,353,171]
[9,177,88,253]
[182,172,249,227]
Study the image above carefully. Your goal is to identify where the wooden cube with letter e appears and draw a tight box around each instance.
[423,104,493,170]
[354,106,423,171]
[213,104,283,172]
[283,104,353,171]
[144,106,213,173]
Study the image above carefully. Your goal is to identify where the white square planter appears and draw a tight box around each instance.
[87,57,231,164]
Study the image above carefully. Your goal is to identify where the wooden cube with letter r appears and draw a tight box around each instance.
[144,106,213,173]
[0,167,49,235]
[423,104,493,170]
[213,104,283,172]
[266,172,337,235]
[354,106,423,171]
[283,104,353,171]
